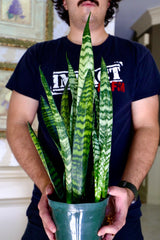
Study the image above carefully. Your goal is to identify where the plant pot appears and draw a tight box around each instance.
[48,197,108,240]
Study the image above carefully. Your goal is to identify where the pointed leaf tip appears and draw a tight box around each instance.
[83,12,91,36]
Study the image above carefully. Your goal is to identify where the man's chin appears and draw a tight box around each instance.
[80,7,93,19]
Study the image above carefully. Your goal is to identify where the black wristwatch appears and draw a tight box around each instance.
[118,181,138,203]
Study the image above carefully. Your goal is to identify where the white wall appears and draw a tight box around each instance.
[115,0,160,39]
[147,147,160,205]
[132,7,160,205]
[0,167,33,240]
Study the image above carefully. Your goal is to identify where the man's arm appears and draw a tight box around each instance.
[7,90,51,192]
[7,90,56,240]
[121,94,159,189]
[98,95,160,240]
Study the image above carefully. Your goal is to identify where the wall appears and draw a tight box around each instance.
[115,0,160,40]
[0,167,33,240]
[147,148,160,205]
[132,7,160,205]
[148,25,160,70]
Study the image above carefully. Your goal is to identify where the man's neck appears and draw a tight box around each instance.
[67,27,109,46]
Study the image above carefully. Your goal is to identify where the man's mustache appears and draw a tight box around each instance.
[78,0,99,7]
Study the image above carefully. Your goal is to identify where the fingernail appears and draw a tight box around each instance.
[51,226,56,233]
[46,185,53,194]
[107,187,110,193]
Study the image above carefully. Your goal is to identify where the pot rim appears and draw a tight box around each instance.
[48,196,108,211]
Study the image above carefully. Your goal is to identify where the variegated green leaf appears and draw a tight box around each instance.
[66,54,78,98]
[40,96,61,151]
[27,122,64,200]
[99,144,110,199]
[33,13,113,204]
[66,55,78,147]
[39,67,72,203]
[72,69,94,202]
[77,13,94,108]
[94,89,100,136]
[60,80,70,138]
[92,128,101,202]
[97,58,113,200]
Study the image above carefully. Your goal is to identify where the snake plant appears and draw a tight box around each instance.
[28,14,113,204]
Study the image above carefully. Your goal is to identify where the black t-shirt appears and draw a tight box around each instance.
[6,35,160,208]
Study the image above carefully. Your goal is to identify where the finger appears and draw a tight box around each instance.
[98,224,118,236]
[98,215,125,236]
[46,183,54,195]
[40,206,56,233]
[45,227,56,240]
[38,196,56,233]
[98,215,126,237]
[102,233,115,240]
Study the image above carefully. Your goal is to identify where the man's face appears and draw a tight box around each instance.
[63,0,110,31]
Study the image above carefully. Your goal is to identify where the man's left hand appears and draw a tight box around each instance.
[98,186,134,240]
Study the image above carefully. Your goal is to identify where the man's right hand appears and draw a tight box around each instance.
[38,184,56,240]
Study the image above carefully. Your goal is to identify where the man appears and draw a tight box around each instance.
[6,0,160,240]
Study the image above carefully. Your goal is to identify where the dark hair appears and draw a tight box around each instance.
[52,0,122,27]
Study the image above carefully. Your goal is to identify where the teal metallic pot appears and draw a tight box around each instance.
[48,197,108,240]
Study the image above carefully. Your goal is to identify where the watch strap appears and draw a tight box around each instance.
[118,181,138,202]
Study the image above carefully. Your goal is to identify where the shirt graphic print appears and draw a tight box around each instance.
[51,61,125,96]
